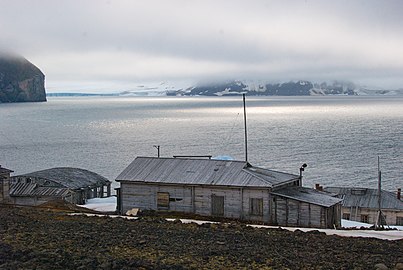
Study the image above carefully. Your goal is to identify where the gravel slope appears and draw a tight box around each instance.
[0,206,402,269]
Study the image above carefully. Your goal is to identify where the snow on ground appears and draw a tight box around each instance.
[79,196,117,212]
[342,219,403,231]
[76,197,403,240]
[249,224,403,241]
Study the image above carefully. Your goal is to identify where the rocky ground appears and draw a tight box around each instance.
[0,205,402,270]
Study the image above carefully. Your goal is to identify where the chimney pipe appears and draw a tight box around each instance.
[314,184,323,191]
[398,188,401,200]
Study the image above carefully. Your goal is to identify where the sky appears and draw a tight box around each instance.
[1,0,403,92]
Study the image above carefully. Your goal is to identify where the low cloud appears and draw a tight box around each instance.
[1,0,403,91]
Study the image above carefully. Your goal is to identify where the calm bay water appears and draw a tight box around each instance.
[0,96,402,191]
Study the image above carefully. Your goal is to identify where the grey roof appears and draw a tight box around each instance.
[324,187,403,210]
[0,165,13,174]
[9,182,70,197]
[271,186,343,207]
[15,167,110,189]
[116,157,299,188]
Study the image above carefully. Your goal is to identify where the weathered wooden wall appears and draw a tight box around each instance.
[120,182,272,222]
[120,182,341,228]
[0,174,11,202]
[11,196,66,206]
[272,195,339,229]
[343,207,403,226]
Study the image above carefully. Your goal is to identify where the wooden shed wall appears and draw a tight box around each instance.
[342,207,402,226]
[272,196,337,228]
[120,182,272,222]
[11,196,69,206]
[0,175,11,202]
[242,189,271,222]
[120,183,193,213]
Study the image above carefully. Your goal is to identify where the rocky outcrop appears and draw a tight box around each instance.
[0,53,46,103]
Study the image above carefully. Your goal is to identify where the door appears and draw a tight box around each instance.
[211,195,224,216]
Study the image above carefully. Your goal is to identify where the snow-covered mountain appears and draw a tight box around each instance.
[47,80,403,97]
[163,80,403,96]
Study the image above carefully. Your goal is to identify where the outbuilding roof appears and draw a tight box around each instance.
[15,167,110,189]
[116,157,299,188]
[0,165,13,175]
[9,182,71,197]
[271,186,343,207]
[324,187,403,210]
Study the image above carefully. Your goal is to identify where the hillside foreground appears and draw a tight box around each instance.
[0,205,402,269]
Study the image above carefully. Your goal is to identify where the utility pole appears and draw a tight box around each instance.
[376,156,383,228]
[243,93,248,162]
[153,145,160,158]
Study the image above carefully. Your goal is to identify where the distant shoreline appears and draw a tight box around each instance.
[46,92,119,97]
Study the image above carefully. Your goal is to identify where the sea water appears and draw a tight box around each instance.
[0,96,402,191]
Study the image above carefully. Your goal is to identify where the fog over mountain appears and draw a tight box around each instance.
[1,0,403,92]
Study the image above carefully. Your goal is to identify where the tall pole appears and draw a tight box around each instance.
[377,156,382,226]
[243,93,248,162]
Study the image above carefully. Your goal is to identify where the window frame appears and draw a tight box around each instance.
[360,214,369,223]
[249,198,264,216]
[157,192,170,210]
[342,213,350,220]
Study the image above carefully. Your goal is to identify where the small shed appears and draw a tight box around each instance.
[10,167,112,206]
[271,186,342,228]
[324,187,403,226]
[116,157,342,228]
[0,165,13,203]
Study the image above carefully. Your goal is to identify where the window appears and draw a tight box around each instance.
[396,217,403,226]
[360,214,369,223]
[157,192,169,209]
[342,213,350,220]
[250,198,263,216]
[351,189,366,195]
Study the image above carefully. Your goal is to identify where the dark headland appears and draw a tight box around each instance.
[0,53,46,103]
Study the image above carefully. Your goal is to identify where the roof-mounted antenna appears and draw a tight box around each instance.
[243,93,248,162]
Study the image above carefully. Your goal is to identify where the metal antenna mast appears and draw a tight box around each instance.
[243,93,248,162]
[376,156,384,228]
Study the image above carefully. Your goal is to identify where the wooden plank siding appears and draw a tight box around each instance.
[120,182,341,228]
[120,182,273,222]
[341,207,402,226]
[271,195,340,228]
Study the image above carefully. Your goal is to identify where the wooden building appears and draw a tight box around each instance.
[324,187,403,226]
[0,165,13,203]
[116,157,342,228]
[10,167,112,206]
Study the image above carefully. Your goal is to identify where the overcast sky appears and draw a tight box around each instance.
[1,0,403,92]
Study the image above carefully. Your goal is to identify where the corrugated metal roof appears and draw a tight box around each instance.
[0,165,13,174]
[9,182,70,197]
[116,157,299,188]
[14,167,110,189]
[324,187,403,210]
[271,186,342,207]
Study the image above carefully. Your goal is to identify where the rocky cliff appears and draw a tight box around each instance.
[0,54,46,103]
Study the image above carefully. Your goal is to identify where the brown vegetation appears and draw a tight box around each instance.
[0,205,402,269]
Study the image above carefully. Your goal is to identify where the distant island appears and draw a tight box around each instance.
[0,53,46,103]
[48,80,401,97]
[168,80,403,97]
